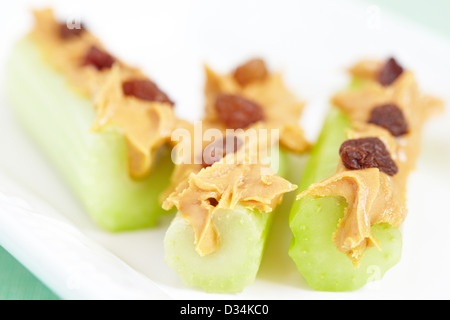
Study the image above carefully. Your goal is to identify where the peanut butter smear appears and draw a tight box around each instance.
[29,9,178,178]
[298,59,444,265]
[163,143,297,255]
[165,61,310,196]
[204,64,310,153]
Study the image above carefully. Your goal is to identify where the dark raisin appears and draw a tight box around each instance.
[59,22,85,39]
[215,94,265,129]
[233,58,268,87]
[82,46,115,70]
[368,103,408,137]
[202,136,243,167]
[207,198,219,207]
[339,137,398,176]
[122,79,174,106]
[377,57,403,86]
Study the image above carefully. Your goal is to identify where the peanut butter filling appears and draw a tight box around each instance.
[298,59,444,265]
[204,64,310,153]
[29,9,178,178]
[163,143,297,255]
[165,61,311,193]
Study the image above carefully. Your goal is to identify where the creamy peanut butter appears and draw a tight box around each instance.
[204,65,310,153]
[163,145,297,255]
[30,9,178,178]
[165,62,310,192]
[298,59,444,265]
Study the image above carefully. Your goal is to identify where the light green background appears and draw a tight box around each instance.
[0,0,448,300]
[0,247,58,300]
[366,0,450,38]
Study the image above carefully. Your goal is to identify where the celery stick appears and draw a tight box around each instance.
[289,107,402,291]
[164,148,289,293]
[5,38,174,231]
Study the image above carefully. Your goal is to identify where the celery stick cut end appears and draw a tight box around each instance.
[289,196,402,292]
[165,207,269,293]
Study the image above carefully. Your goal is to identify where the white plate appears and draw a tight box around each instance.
[1,0,450,299]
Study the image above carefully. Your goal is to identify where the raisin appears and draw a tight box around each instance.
[215,94,265,129]
[339,137,398,176]
[368,103,408,137]
[59,22,85,39]
[207,198,219,207]
[202,136,243,167]
[122,79,174,106]
[377,57,403,86]
[82,46,115,70]
[233,58,268,87]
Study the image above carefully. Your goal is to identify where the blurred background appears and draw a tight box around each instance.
[0,0,449,299]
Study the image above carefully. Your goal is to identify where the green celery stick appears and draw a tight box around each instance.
[5,38,174,231]
[289,106,402,292]
[164,148,290,293]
